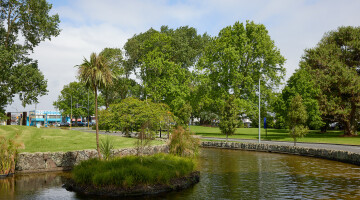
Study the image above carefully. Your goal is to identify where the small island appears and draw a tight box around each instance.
[64,153,200,197]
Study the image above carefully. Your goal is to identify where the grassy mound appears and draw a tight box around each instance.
[72,153,196,188]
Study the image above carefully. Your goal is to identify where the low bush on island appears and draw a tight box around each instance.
[72,153,195,188]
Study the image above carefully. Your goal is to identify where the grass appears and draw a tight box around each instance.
[0,125,163,153]
[190,125,360,145]
[72,153,195,187]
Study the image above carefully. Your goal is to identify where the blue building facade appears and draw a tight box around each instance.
[28,110,62,127]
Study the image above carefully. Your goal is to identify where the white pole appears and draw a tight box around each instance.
[259,75,261,144]
[70,95,72,130]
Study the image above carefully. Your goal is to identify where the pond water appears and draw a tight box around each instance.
[1,148,360,199]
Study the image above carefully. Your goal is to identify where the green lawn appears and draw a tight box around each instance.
[190,125,360,145]
[0,125,163,153]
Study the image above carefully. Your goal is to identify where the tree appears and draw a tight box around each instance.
[275,68,324,130]
[0,0,60,113]
[197,21,285,127]
[53,82,95,124]
[98,48,143,109]
[105,97,174,136]
[302,26,360,136]
[77,52,114,159]
[124,26,209,125]
[219,95,239,142]
[288,94,308,146]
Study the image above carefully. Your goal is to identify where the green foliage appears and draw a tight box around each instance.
[302,26,360,136]
[135,121,155,156]
[197,21,285,127]
[237,119,244,128]
[98,48,143,108]
[288,94,309,145]
[275,68,324,130]
[53,81,95,121]
[0,0,60,112]
[99,136,114,161]
[72,153,195,187]
[77,52,115,159]
[0,130,22,175]
[169,126,200,157]
[124,26,209,123]
[98,109,112,132]
[105,97,174,136]
[219,96,239,141]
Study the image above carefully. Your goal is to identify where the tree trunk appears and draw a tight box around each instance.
[95,88,102,159]
[294,137,296,146]
[320,121,328,133]
[343,103,358,136]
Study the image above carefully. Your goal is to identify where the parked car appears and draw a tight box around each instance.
[60,122,70,127]
[77,121,85,127]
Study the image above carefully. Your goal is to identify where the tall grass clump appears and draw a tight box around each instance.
[0,130,23,175]
[99,136,114,160]
[72,153,195,188]
[169,126,200,157]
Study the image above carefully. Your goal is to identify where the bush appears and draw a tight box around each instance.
[169,126,200,157]
[72,153,195,187]
[99,136,114,161]
[135,121,155,156]
[0,131,22,175]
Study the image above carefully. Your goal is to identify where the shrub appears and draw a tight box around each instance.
[99,136,114,161]
[72,153,195,187]
[219,95,239,142]
[135,120,155,157]
[0,130,23,175]
[169,126,200,157]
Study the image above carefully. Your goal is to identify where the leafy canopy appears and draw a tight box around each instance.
[197,21,285,124]
[0,0,60,113]
[302,26,360,135]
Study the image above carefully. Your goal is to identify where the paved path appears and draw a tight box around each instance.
[202,137,360,154]
[71,127,360,154]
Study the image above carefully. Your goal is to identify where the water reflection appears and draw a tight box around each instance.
[1,148,360,199]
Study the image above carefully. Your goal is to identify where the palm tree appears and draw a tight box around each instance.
[77,52,113,159]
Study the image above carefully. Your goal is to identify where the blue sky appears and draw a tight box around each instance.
[6,0,360,112]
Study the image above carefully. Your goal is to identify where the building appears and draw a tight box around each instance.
[28,110,62,127]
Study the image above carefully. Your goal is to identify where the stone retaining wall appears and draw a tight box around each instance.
[15,145,169,173]
[202,141,360,166]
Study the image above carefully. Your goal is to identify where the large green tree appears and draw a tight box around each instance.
[77,52,114,159]
[0,0,60,113]
[302,26,360,136]
[197,21,285,124]
[274,68,324,130]
[53,82,95,124]
[124,26,209,125]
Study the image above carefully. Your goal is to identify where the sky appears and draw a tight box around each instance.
[5,0,360,112]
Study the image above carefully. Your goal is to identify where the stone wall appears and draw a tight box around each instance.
[202,141,360,166]
[15,145,169,173]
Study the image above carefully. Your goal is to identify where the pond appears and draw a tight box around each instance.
[1,148,360,199]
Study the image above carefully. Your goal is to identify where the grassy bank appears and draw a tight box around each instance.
[72,153,195,187]
[0,125,163,153]
[190,126,360,145]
